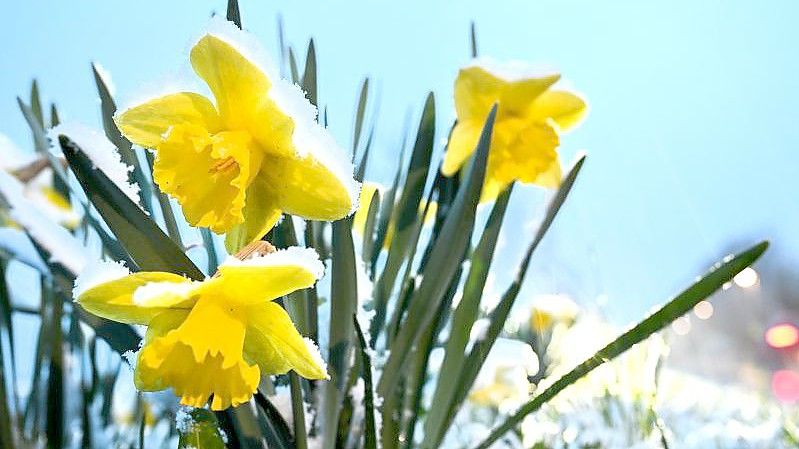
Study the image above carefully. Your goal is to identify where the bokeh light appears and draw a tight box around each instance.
[671,316,691,335]
[693,300,714,320]
[733,267,759,289]
[765,323,799,349]
[771,370,799,402]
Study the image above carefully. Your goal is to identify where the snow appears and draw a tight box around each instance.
[72,258,130,298]
[221,246,325,280]
[303,337,329,379]
[132,280,196,305]
[0,170,88,275]
[174,406,196,433]
[466,57,559,82]
[49,122,141,205]
[0,132,36,170]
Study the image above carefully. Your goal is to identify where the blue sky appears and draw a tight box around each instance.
[2,0,796,321]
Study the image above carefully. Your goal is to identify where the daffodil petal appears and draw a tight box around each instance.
[134,309,190,391]
[223,173,282,253]
[154,126,262,232]
[136,299,260,410]
[207,246,324,305]
[114,92,220,149]
[272,150,357,221]
[76,272,194,325]
[442,121,482,177]
[243,301,328,380]
[454,66,505,123]
[190,34,270,130]
[529,90,588,131]
[352,182,381,236]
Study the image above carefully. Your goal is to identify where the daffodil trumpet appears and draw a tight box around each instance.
[114,18,359,252]
[74,241,328,410]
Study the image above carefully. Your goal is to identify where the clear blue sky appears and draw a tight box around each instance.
[2,0,796,321]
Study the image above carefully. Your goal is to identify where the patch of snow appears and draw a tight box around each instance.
[132,280,197,306]
[73,258,130,298]
[466,57,559,82]
[49,122,141,205]
[220,246,325,280]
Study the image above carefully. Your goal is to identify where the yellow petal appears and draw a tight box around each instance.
[223,173,282,254]
[114,92,220,149]
[243,301,328,380]
[76,272,194,325]
[454,66,505,124]
[271,151,356,221]
[499,75,561,116]
[205,246,323,306]
[153,126,263,233]
[190,34,271,131]
[136,299,260,410]
[352,182,381,236]
[442,121,482,177]
[529,90,588,131]
[134,309,190,391]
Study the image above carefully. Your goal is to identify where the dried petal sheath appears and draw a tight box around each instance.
[114,18,359,252]
[74,247,328,410]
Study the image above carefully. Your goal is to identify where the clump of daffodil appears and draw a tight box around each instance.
[442,58,587,202]
[74,244,328,410]
[114,18,359,252]
[352,181,437,248]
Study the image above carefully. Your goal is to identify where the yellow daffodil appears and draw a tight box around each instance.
[443,58,587,202]
[74,245,329,410]
[352,181,437,248]
[529,294,579,333]
[469,338,538,411]
[114,18,359,252]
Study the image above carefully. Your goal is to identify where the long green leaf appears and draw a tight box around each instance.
[44,283,64,449]
[353,316,378,449]
[377,104,496,397]
[254,391,295,449]
[353,78,370,154]
[444,156,586,435]
[59,135,203,279]
[472,240,769,449]
[322,217,358,447]
[226,0,242,28]
[421,184,513,448]
[371,93,436,345]
[302,40,317,107]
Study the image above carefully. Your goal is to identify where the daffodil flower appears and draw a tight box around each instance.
[443,58,587,202]
[114,19,359,251]
[74,246,328,410]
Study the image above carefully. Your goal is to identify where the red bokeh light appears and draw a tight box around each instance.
[772,370,799,402]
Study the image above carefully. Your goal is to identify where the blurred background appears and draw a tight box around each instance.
[1,0,797,403]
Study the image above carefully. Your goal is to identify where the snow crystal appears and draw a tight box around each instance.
[132,280,196,306]
[221,246,325,279]
[303,337,329,379]
[0,170,88,275]
[175,406,196,433]
[73,258,130,298]
[49,122,141,205]
[466,57,559,82]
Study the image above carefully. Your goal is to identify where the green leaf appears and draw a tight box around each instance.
[353,78,370,154]
[178,408,227,449]
[353,316,378,449]
[91,63,156,216]
[44,284,64,449]
[421,184,513,448]
[470,22,478,58]
[377,104,497,398]
[254,391,295,449]
[361,191,381,267]
[226,0,242,29]
[472,240,769,449]
[301,40,317,107]
[17,97,49,154]
[0,268,14,449]
[30,80,45,128]
[322,217,358,447]
[288,372,308,449]
[371,93,436,345]
[288,47,300,84]
[444,156,585,436]
[59,135,204,280]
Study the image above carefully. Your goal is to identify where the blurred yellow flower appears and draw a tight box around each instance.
[443,59,587,202]
[74,245,328,410]
[352,181,437,248]
[529,294,579,333]
[114,19,358,252]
